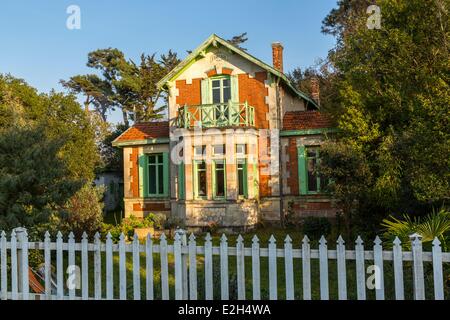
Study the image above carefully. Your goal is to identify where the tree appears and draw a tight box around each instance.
[0,74,99,182]
[319,0,450,231]
[62,48,180,126]
[0,125,82,231]
[228,32,249,51]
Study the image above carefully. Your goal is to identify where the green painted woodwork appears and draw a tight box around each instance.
[237,158,248,198]
[178,162,185,200]
[193,160,207,199]
[177,102,254,129]
[280,128,338,137]
[112,137,170,148]
[201,78,212,105]
[212,159,226,199]
[162,152,169,197]
[138,154,148,198]
[298,145,307,195]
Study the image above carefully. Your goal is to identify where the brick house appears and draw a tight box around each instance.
[113,34,338,231]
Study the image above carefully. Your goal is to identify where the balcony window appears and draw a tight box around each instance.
[212,77,231,104]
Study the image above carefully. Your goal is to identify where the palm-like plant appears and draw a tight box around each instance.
[381,207,450,250]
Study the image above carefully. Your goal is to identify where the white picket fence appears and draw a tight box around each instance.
[0,229,448,300]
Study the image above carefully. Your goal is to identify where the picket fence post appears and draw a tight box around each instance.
[336,236,347,300]
[10,230,18,300]
[174,232,183,300]
[160,233,169,300]
[105,232,113,300]
[68,232,76,300]
[431,237,444,300]
[204,233,213,300]
[236,235,245,300]
[318,236,329,300]
[0,231,7,300]
[44,231,51,300]
[268,235,277,300]
[219,234,228,300]
[132,233,141,300]
[251,235,260,300]
[189,233,198,300]
[119,233,127,300]
[56,231,64,300]
[410,233,425,300]
[392,237,404,300]
[373,236,385,300]
[81,232,89,300]
[145,233,154,300]
[355,236,366,300]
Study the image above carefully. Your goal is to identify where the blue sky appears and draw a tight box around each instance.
[0,0,337,123]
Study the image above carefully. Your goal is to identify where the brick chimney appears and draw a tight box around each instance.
[272,42,284,73]
[310,77,320,106]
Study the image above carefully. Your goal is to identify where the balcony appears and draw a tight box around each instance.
[177,102,255,129]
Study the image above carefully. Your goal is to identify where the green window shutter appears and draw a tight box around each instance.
[298,146,307,195]
[138,154,148,198]
[243,159,248,198]
[193,161,198,198]
[201,78,211,104]
[231,75,239,103]
[162,152,169,197]
[178,162,185,200]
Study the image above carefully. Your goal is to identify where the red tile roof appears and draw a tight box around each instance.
[115,121,169,142]
[283,111,334,130]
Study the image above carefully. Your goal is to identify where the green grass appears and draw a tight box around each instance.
[53,226,449,300]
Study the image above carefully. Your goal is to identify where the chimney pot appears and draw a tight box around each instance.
[272,42,284,73]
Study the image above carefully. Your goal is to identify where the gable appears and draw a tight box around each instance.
[157,34,318,108]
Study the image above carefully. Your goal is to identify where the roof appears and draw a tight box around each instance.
[157,34,318,109]
[283,111,334,131]
[112,121,169,147]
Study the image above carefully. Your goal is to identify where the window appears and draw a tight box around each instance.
[211,77,231,104]
[213,160,226,198]
[212,144,225,155]
[194,145,206,157]
[236,144,246,155]
[194,161,207,198]
[298,146,321,194]
[139,153,169,198]
[237,159,248,198]
[148,154,164,195]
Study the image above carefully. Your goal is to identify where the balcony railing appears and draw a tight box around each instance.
[177,102,255,129]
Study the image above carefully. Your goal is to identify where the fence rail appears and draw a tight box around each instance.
[0,229,448,300]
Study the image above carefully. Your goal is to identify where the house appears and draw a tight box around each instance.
[113,34,338,232]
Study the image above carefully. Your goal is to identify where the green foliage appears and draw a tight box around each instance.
[301,217,332,240]
[101,214,164,242]
[62,48,180,125]
[0,126,82,230]
[381,207,450,250]
[319,0,450,232]
[0,74,99,182]
[61,184,105,239]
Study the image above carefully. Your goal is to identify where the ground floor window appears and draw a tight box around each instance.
[139,152,169,198]
[213,159,226,199]
[298,146,321,194]
[194,160,207,198]
[237,159,248,198]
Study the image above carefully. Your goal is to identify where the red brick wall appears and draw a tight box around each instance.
[176,79,202,105]
[130,147,139,197]
[286,138,299,195]
[238,72,269,129]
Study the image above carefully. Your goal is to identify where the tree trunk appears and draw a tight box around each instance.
[122,109,129,127]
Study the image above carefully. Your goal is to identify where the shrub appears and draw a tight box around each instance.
[301,217,332,240]
[101,213,164,242]
[62,184,105,239]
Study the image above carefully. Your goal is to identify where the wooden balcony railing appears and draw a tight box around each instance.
[177,102,255,129]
